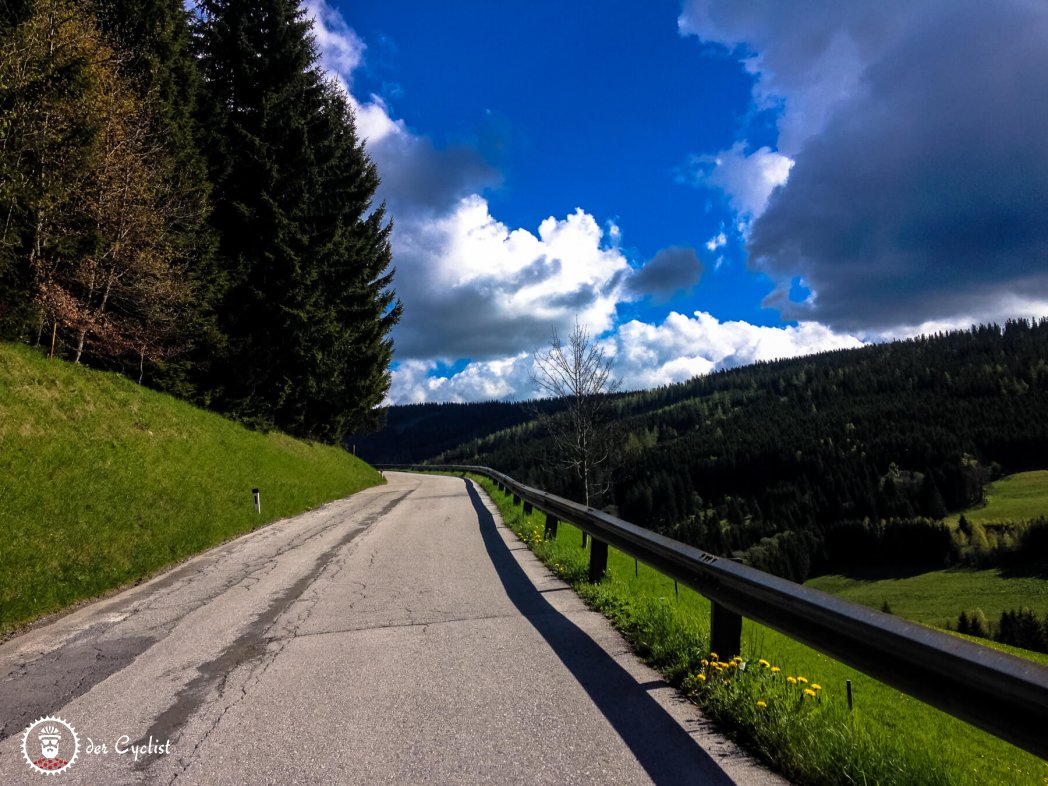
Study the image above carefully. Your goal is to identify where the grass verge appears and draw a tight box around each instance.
[0,343,383,634]
[469,474,1048,786]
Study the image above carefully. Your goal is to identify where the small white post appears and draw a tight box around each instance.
[252,488,261,514]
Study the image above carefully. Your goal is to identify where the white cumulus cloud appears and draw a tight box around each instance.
[687,142,794,221]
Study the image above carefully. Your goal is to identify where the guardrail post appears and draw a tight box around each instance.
[512,493,521,506]
[544,514,558,540]
[588,538,608,582]
[523,501,533,515]
[710,600,742,660]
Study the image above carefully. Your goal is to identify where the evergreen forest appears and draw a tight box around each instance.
[359,320,1048,581]
[0,0,400,440]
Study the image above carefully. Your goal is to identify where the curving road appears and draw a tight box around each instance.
[0,472,785,785]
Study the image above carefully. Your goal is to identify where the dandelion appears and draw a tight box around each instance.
[697,674,707,682]
[787,676,798,685]
[803,688,816,698]
[709,652,718,660]
[700,659,709,667]
[756,700,767,709]
[771,667,781,673]
[759,659,770,668]
[797,676,808,684]
[811,684,822,691]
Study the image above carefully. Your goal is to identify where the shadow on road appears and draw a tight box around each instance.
[465,480,740,786]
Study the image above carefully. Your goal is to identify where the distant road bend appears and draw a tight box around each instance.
[0,472,784,785]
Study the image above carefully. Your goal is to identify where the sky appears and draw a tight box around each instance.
[302,0,1048,404]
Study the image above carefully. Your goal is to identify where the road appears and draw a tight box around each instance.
[0,472,785,785]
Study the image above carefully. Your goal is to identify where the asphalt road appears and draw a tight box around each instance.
[0,472,785,785]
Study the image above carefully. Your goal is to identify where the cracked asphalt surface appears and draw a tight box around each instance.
[0,472,786,785]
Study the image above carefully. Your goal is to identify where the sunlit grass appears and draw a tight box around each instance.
[472,474,1048,786]
[807,566,1048,634]
[0,343,383,634]
[948,470,1048,524]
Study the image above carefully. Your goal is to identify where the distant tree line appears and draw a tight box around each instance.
[414,319,1048,581]
[0,0,400,440]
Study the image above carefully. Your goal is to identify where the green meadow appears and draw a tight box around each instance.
[949,470,1048,525]
[471,474,1048,786]
[0,343,383,634]
[807,566,1048,630]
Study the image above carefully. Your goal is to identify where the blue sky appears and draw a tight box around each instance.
[304,1,1048,403]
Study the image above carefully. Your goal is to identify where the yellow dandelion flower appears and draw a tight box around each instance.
[697,674,707,682]
[803,688,816,698]
[797,676,808,684]
[709,652,718,660]
[700,659,709,667]
[787,676,798,685]
[759,659,770,668]
[811,684,822,691]
[756,700,767,708]
[728,661,738,669]
[771,667,781,673]
[733,655,744,662]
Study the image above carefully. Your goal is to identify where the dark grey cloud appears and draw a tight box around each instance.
[368,132,500,217]
[744,1,1048,331]
[681,1,1048,331]
[625,246,704,300]
[391,280,554,360]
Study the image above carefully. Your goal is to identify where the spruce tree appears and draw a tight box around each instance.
[194,0,400,439]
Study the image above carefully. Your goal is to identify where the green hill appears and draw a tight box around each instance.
[370,319,1048,581]
[0,343,383,634]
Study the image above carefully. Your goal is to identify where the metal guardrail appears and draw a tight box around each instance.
[379,463,1048,760]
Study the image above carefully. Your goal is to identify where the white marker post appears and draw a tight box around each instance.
[252,488,261,514]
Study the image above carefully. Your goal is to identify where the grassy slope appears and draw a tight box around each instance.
[0,343,383,633]
[471,476,1048,785]
[948,470,1048,524]
[807,567,1048,629]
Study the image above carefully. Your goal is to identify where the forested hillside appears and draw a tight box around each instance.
[379,320,1048,580]
[0,0,399,440]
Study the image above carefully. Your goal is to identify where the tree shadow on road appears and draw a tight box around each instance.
[465,480,745,786]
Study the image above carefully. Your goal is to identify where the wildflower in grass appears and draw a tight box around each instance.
[797,676,808,684]
[811,684,822,691]
[709,652,718,660]
[697,674,707,682]
[759,659,770,668]
[771,667,781,673]
[787,676,798,685]
[700,659,709,667]
[803,688,816,698]
[756,700,767,709]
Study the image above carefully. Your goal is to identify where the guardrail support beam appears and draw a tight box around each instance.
[544,514,558,540]
[588,538,609,583]
[512,493,521,506]
[523,501,533,515]
[710,600,742,660]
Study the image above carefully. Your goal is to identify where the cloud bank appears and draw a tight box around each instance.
[680,0,1048,333]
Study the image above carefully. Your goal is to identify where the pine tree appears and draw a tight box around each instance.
[194,0,400,439]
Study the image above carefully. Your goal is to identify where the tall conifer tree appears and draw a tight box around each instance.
[194,0,401,439]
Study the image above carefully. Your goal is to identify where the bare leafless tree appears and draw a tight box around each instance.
[532,320,621,510]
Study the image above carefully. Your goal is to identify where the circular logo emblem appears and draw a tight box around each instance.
[21,716,80,775]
